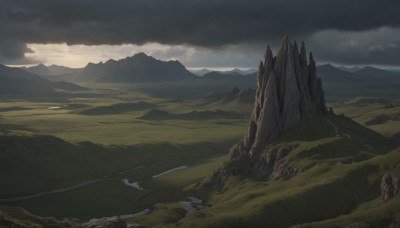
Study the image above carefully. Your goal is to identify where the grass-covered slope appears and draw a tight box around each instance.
[331,97,400,143]
[0,130,150,198]
[0,206,79,228]
[138,109,244,121]
[77,101,156,115]
[138,113,399,227]
[0,128,240,219]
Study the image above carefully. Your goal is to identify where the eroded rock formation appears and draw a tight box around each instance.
[85,216,127,228]
[209,36,326,186]
[381,172,400,202]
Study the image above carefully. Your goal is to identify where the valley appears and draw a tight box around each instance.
[0,32,399,227]
[0,81,251,221]
[1,70,399,227]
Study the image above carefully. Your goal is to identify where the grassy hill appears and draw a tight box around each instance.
[331,97,400,143]
[130,112,400,227]
[0,79,399,227]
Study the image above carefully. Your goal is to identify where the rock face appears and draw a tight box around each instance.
[380,172,400,202]
[85,216,127,228]
[209,36,326,185]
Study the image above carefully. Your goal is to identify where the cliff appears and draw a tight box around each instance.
[209,36,327,185]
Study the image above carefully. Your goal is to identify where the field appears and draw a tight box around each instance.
[329,97,400,142]
[0,83,252,220]
[1,82,399,227]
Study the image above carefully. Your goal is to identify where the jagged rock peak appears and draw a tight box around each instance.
[208,36,327,187]
[234,36,326,158]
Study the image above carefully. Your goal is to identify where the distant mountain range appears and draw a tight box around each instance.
[80,52,196,82]
[199,64,400,102]
[22,64,82,76]
[318,64,400,85]
[190,68,257,76]
[0,64,86,95]
[2,53,399,99]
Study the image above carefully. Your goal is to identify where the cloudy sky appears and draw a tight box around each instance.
[1,0,400,69]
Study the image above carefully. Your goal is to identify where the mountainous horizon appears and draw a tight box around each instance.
[15,58,400,76]
[14,57,400,84]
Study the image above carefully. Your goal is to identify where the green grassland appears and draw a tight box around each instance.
[132,113,399,227]
[1,82,400,227]
[0,205,80,227]
[330,97,400,142]
[0,83,250,220]
[0,84,250,145]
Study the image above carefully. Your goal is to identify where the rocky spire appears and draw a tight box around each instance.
[210,36,326,186]
[231,36,326,159]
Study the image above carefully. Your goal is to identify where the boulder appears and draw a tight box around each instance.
[380,172,400,202]
[85,216,127,228]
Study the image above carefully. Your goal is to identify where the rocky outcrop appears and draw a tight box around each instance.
[241,35,326,158]
[380,172,400,202]
[209,36,326,186]
[85,216,127,228]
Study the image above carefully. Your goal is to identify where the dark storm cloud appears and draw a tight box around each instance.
[0,39,36,64]
[1,0,400,65]
[308,28,400,66]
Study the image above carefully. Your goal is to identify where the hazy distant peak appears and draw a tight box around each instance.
[317,63,350,74]
[36,63,47,67]
[130,52,155,60]
[22,63,50,75]
[80,53,195,82]
[86,61,103,67]
[359,66,381,72]
[319,63,335,68]
[133,52,149,57]
[105,59,117,64]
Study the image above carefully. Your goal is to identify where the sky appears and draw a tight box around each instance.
[1,0,400,69]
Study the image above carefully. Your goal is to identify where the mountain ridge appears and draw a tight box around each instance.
[79,52,196,83]
[22,64,81,76]
[0,64,86,94]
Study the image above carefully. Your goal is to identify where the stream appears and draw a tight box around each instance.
[152,165,188,178]
[119,209,151,219]
[121,165,188,191]
[122,179,143,190]
[118,196,206,220]
[179,197,206,212]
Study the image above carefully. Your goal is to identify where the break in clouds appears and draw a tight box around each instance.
[1,0,400,67]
